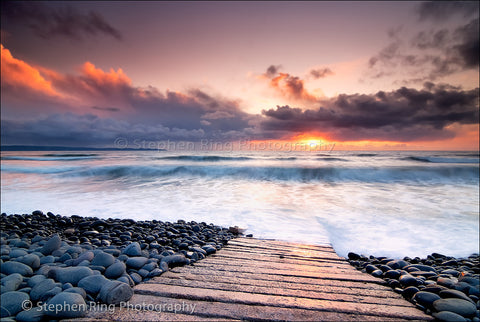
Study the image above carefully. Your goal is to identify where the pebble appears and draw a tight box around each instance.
[432,311,467,322]
[45,292,87,318]
[412,291,441,309]
[0,291,29,317]
[0,211,239,319]
[433,298,477,317]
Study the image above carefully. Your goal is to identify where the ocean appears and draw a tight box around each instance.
[1,150,478,258]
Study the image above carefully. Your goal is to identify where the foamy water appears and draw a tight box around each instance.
[1,150,478,258]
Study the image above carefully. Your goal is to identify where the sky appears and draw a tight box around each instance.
[1,1,479,150]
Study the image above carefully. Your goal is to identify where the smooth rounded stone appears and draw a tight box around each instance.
[0,261,33,276]
[27,275,46,288]
[122,242,142,256]
[161,254,190,268]
[31,236,43,244]
[49,266,93,285]
[459,276,480,286]
[399,274,420,287]
[387,260,409,269]
[437,277,458,288]
[98,280,133,305]
[1,273,23,292]
[433,298,477,317]
[125,257,149,269]
[72,251,94,266]
[384,270,401,279]
[402,286,420,299]
[423,285,449,294]
[442,269,460,277]
[365,264,377,274]
[78,275,110,295]
[148,268,164,278]
[64,287,86,299]
[40,256,55,265]
[413,291,441,309]
[63,283,73,290]
[130,272,142,284]
[42,286,62,301]
[137,269,149,278]
[105,262,126,279]
[16,306,45,322]
[91,252,115,268]
[440,289,475,303]
[17,254,41,270]
[45,292,87,318]
[30,278,56,301]
[371,269,383,278]
[103,248,121,257]
[142,262,158,272]
[201,245,216,255]
[432,311,467,322]
[9,249,28,258]
[57,253,72,262]
[410,271,437,278]
[40,235,61,255]
[192,247,207,256]
[0,291,29,317]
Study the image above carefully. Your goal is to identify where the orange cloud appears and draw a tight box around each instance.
[1,44,59,97]
[270,72,317,102]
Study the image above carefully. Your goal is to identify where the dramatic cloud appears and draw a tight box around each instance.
[367,3,479,84]
[1,1,122,41]
[0,44,59,97]
[261,84,479,142]
[309,67,334,79]
[262,66,317,102]
[417,1,479,22]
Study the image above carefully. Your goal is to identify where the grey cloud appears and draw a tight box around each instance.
[417,1,479,21]
[309,67,334,79]
[1,1,122,41]
[92,106,120,112]
[261,84,479,141]
[265,65,282,78]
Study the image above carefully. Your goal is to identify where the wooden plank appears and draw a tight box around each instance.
[227,240,339,255]
[233,237,334,251]
[145,276,412,306]
[129,294,407,322]
[150,272,400,298]
[211,250,347,264]
[170,265,385,284]
[135,284,430,320]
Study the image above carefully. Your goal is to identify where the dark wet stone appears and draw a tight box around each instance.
[202,245,216,255]
[0,291,29,317]
[433,298,477,317]
[16,307,45,322]
[46,292,87,318]
[432,311,467,322]
[440,289,475,303]
[441,269,460,277]
[0,261,33,276]
[98,280,133,305]
[130,272,142,284]
[72,251,94,266]
[126,257,149,269]
[1,273,23,292]
[399,274,420,287]
[64,287,87,299]
[412,291,441,309]
[458,275,480,286]
[91,252,115,267]
[437,277,457,288]
[384,270,401,279]
[9,249,28,258]
[365,264,377,274]
[78,274,110,294]
[387,260,409,269]
[402,286,420,299]
[161,254,189,268]
[122,242,142,256]
[40,234,62,255]
[371,269,383,278]
[30,278,56,301]
[27,275,46,288]
[404,264,436,273]
[49,266,93,285]
[422,285,449,294]
[410,271,437,278]
[17,254,41,270]
[105,261,126,279]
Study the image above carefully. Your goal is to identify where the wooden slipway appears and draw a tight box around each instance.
[85,237,433,321]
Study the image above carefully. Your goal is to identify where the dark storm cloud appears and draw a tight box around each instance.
[368,16,479,82]
[92,106,120,112]
[417,1,479,21]
[1,1,122,41]
[261,84,479,141]
[309,67,334,79]
[265,65,282,78]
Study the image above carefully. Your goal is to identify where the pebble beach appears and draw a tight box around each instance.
[1,210,479,321]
